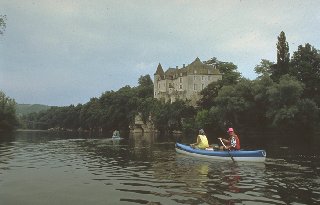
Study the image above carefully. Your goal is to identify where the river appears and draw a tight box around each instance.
[0,130,319,205]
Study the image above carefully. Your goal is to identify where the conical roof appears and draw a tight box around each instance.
[154,63,165,76]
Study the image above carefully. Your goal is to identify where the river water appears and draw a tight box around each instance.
[0,131,319,205]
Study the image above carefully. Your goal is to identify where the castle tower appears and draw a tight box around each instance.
[154,63,164,98]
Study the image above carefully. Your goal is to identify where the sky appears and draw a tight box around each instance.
[1,0,320,106]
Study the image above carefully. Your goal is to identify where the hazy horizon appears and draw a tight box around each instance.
[1,0,320,106]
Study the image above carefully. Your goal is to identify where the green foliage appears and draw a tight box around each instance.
[181,118,196,134]
[198,58,242,109]
[197,47,320,134]
[204,57,241,86]
[19,75,154,133]
[198,81,220,109]
[137,97,157,122]
[195,110,211,130]
[153,100,195,134]
[277,31,290,65]
[290,43,320,105]
[16,104,51,116]
[0,91,18,131]
[251,76,275,126]
[295,99,319,130]
[265,75,304,127]
[254,59,274,78]
[137,75,154,98]
[217,62,241,86]
[271,31,290,82]
[16,42,320,137]
[213,79,254,126]
[267,75,304,107]
[99,86,138,131]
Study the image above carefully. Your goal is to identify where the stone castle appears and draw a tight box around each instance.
[130,57,222,133]
[154,57,222,106]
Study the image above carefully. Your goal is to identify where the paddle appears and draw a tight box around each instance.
[218,138,235,162]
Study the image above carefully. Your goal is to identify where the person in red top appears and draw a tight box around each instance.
[219,128,240,150]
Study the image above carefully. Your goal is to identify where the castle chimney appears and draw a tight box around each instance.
[183,64,185,68]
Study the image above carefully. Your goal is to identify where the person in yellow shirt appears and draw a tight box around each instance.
[190,129,209,149]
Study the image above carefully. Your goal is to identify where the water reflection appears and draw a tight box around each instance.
[168,155,270,204]
[0,131,319,205]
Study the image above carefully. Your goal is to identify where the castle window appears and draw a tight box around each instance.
[194,84,197,91]
[179,84,182,89]
[202,84,204,90]
[202,76,205,81]
[180,77,182,83]
[158,83,160,88]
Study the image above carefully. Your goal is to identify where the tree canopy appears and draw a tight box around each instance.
[271,31,290,82]
[14,31,320,139]
[0,91,18,131]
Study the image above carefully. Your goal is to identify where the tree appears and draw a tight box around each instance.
[80,97,102,131]
[217,62,241,86]
[62,104,82,130]
[271,31,290,81]
[212,79,254,127]
[195,109,212,131]
[99,86,137,131]
[251,75,275,127]
[136,74,154,98]
[204,57,241,86]
[295,99,319,131]
[0,91,18,131]
[254,59,274,78]
[0,15,6,35]
[153,100,195,134]
[290,43,320,105]
[198,81,220,109]
[199,57,242,109]
[266,75,304,128]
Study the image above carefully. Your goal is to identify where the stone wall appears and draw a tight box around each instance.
[130,113,157,133]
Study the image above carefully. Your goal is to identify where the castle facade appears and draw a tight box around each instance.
[154,57,222,106]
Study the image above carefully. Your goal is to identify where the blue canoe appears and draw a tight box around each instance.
[175,143,266,162]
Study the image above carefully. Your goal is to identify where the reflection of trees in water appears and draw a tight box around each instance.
[128,132,157,161]
[151,156,221,204]
[152,155,268,205]
[0,132,15,178]
[263,161,320,205]
[5,131,292,204]
[129,132,157,148]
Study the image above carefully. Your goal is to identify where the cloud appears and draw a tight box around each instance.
[222,31,270,52]
[1,0,320,105]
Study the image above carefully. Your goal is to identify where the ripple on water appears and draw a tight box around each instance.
[1,134,320,205]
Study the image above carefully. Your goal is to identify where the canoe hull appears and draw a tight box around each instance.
[175,143,266,162]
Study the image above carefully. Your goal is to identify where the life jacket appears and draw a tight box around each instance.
[230,134,240,150]
[197,135,209,149]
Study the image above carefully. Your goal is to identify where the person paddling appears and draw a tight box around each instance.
[190,129,209,149]
[219,128,240,151]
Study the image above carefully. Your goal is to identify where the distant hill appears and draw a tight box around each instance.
[16,104,51,116]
